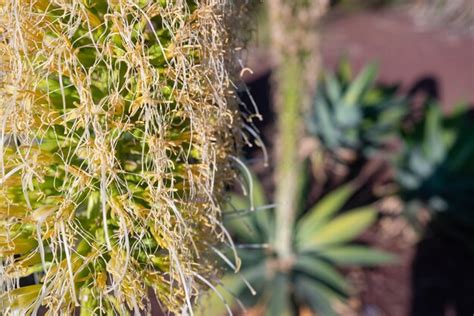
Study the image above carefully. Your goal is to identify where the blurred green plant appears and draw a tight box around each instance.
[307,60,407,163]
[395,103,474,230]
[203,175,395,316]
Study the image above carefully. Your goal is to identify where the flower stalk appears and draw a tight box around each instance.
[268,0,329,260]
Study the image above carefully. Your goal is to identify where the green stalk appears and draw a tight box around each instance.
[268,0,329,260]
[273,58,305,259]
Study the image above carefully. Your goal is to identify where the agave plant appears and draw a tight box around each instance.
[395,103,474,229]
[205,176,395,316]
[307,60,407,162]
[0,1,245,314]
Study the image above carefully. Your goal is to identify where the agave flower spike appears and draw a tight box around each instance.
[0,0,250,314]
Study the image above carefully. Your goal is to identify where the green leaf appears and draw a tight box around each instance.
[266,273,294,316]
[236,248,267,269]
[299,206,376,249]
[294,255,349,296]
[1,284,42,312]
[251,175,274,239]
[342,63,378,107]
[251,174,268,207]
[197,261,267,316]
[225,195,261,243]
[319,245,396,266]
[77,48,98,67]
[0,235,37,256]
[0,205,29,219]
[295,159,312,218]
[224,194,273,243]
[337,56,353,83]
[294,275,339,316]
[227,174,273,241]
[296,183,355,244]
[227,216,262,244]
[376,99,407,128]
[449,137,474,173]
[239,260,268,294]
[80,287,98,316]
[335,104,362,127]
[315,96,339,149]
[8,253,44,278]
[324,72,342,105]
[424,104,445,163]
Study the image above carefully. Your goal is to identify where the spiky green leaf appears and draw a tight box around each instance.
[298,206,377,250]
[296,183,355,244]
[294,255,349,296]
[342,63,378,107]
[294,275,339,316]
[266,273,294,316]
[318,245,396,266]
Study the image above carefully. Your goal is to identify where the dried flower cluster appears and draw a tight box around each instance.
[0,0,242,314]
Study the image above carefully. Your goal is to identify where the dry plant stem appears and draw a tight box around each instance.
[268,0,328,260]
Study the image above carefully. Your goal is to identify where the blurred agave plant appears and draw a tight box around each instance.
[0,0,246,314]
[307,60,407,164]
[395,103,474,230]
[204,175,395,316]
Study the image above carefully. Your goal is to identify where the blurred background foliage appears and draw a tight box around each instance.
[203,177,395,316]
[307,59,407,163]
[199,0,474,313]
[395,103,474,236]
